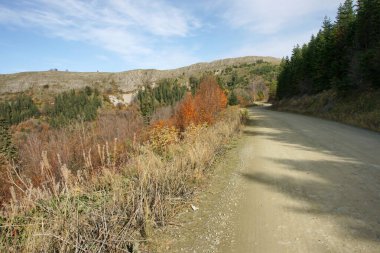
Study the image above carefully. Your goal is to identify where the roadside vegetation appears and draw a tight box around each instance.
[275,0,380,131]
[0,57,279,251]
[275,90,380,131]
[0,74,249,252]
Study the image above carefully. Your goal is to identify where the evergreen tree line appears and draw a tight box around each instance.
[0,95,39,126]
[0,87,102,163]
[48,87,102,127]
[137,78,187,119]
[0,87,102,128]
[277,0,380,99]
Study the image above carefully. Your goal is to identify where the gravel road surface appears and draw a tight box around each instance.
[166,107,380,253]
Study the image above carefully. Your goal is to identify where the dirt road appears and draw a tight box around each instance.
[165,107,380,253]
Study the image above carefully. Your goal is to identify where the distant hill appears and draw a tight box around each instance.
[0,56,280,95]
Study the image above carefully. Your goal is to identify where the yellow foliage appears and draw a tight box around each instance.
[148,125,179,153]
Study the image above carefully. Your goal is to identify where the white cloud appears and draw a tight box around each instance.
[0,0,200,68]
[226,29,320,59]
[214,0,344,34]
[110,0,200,37]
[136,47,200,70]
[0,0,349,71]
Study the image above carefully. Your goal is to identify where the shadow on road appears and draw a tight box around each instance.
[241,108,380,243]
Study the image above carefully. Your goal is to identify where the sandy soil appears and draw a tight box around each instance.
[161,107,380,253]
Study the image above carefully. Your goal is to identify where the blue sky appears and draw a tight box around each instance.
[0,0,345,74]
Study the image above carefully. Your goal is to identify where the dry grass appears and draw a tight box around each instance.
[0,107,243,252]
[7,106,143,191]
[274,90,380,132]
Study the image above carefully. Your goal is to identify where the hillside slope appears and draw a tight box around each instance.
[0,56,279,95]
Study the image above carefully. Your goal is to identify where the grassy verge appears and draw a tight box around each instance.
[273,90,380,132]
[0,107,244,253]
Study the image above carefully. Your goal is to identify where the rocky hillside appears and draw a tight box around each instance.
[0,56,279,95]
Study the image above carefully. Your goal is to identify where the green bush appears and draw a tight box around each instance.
[228,90,239,105]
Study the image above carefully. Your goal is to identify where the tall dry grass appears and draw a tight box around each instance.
[0,107,243,252]
[8,106,143,194]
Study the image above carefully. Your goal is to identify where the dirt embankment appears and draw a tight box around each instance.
[273,90,380,132]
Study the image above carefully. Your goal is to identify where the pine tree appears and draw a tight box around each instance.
[356,0,380,88]
[189,76,200,95]
[228,90,239,105]
[137,78,186,121]
[277,0,380,99]
[332,0,356,90]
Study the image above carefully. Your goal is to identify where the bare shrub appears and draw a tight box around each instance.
[3,106,144,205]
[0,155,12,207]
[150,105,176,123]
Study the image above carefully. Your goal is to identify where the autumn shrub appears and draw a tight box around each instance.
[146,120,179,154]
[174,93,197,131]
[95,105,144,148]
[236,93,251,107]
[182,123,207,143]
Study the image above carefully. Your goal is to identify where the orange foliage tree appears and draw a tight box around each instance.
[194,76,227,124]
[173,76,227,130]
[174,93,197,131]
